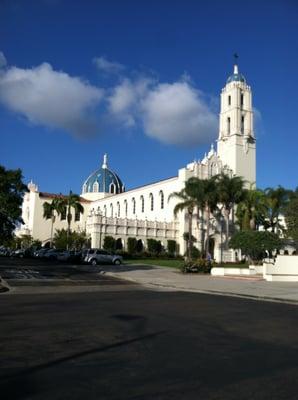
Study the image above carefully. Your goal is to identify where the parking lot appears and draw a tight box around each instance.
[0,257,136,293]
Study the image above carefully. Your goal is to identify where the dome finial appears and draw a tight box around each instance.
[233,53,239,74]
[102,153,108,169]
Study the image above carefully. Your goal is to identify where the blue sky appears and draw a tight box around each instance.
[1,0,297,194]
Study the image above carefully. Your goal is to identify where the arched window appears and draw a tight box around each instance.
[110,183,115,194]
[228,95,231,106]
[117,202,120,217]
[103,205,107,216]
[241,93,244,106]
[132,198,136,214]
[149,193,154,211]
[140,195,144,213]
[93,181,99,192]
[241,115,245,134]
[227,117,231,135]
[110,203,113,217]
[159,190,164,209]
[124,200,128,217]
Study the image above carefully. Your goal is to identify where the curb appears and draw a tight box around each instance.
[103,272,298,306]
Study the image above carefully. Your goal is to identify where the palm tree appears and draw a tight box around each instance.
[203,176,220,256]
[54,191,84,249]
[43,198,60,248]
[264,186,289,233]
[186,177,208,253]
[169,188,197,260]
[217,174,245,248]
[236,186,266,230]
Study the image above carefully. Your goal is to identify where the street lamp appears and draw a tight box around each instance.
[220,214,224,265]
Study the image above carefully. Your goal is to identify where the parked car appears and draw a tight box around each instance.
[34,248,50,258]
[0,247,11,257]
[43,249,64,261]
[57,250,82,263]
[84,249,123,266]
[12,248,33,258]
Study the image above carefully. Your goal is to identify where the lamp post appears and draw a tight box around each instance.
[99,213,102,249]
[220,214,224,265]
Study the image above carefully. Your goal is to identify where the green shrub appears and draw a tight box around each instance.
[184,246,201,260]
[103,236,115,252]
[167,240,177,255]
[229,230,283,263]
[127,237,137,255]
[180,258,214,274]
[147,239,162,255]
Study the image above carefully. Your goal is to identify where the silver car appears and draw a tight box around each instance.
[84,249,122,266]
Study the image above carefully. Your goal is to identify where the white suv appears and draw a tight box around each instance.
[84,249,123,266]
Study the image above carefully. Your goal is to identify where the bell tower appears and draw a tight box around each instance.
[217,56,256,186]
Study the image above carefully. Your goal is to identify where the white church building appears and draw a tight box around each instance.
[17,61,256,261]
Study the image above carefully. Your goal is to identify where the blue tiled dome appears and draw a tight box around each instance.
[226,73,246,84]
[82,154,124,194]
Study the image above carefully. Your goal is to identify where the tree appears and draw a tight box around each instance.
[229,230,283,263]
[202,177,220,256]
[53,229,90,250]
[43,198,60,248]
[169,188,197,260]
[217,174,245,248]
[53,191,84,249]
[186,177,207,254]
[263,186,289,233]
[236,186,266,230]
[284,198,298,249]
[0,165,27,244]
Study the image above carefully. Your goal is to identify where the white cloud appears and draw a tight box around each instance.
[108,77,153,127]
[108,76,217,146]
[0,54,218,146]
[0,52,7,68]
[93,56,125,75]
[0,62,103,136]
[142,81,218,146]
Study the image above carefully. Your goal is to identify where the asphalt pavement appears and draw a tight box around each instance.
[1,285,298,399]
[1,257,298,399]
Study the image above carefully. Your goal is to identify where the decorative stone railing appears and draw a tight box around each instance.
[86,214,179,240]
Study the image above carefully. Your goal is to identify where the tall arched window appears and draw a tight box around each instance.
[124,200,128,217]
[241,115,245,134]
[110,203,113,217]
[110,183,115,194]
[132,198,136,214]
[227,117,231,135]
[117,202,120,217]
[149,193,154,211]
[93,182,99,192]
[103,205,107,216]
[140,195,144,213]
[159,190,164,209]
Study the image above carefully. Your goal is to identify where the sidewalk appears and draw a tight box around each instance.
[101,264,298,305]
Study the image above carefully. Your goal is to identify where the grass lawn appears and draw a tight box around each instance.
[125,258,183,269]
